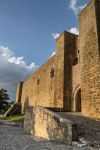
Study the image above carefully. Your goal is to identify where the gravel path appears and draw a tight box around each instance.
[0,123,73,150]
[0,119,99,150]
[0,119,7,125]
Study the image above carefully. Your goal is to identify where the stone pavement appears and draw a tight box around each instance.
[0,124,73,150]
[0,119,7,125]
[0,119,99,150]
[58,112,100,150]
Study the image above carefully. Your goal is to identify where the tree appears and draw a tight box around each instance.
[0,89,9,114]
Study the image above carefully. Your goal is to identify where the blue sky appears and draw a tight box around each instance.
[0,0,89,100]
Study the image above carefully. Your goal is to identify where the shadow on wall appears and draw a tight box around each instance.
[23,97,30,113]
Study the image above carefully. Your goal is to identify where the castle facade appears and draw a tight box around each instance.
[16,0,100,119]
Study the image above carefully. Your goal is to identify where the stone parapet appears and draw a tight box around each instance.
[24,106,78,144]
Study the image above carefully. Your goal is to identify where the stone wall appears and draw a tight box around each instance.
[16,0,100,119]
[24,106,33,134]
[79,0,100,118]
[24,106,78,144]
[55,32,77,111]
[16,82,23,103]
[16,31,77,113]
[63,32,77,111]
[21,55,56,113]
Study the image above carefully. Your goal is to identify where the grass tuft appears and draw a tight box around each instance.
[3,114,24,122]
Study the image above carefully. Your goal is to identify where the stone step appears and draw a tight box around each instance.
[57,112,100,149]
[4,102,21,117]
[72,141,90,150]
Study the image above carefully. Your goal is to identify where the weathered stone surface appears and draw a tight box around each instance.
[16,82,23,103]
[0,120,98,150]
[24,106,33,134]
[79,0,100,118]
[59,112,100,147]
[24,106,78,144]
[0,124,74,150]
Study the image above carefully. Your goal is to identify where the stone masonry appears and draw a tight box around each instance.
[78,0,100,118]
[16,0,100,119]
[24,106,78,144]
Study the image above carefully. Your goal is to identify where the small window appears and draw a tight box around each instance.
[73,58,78,65]
[78,50,80,54]
[37,78,40,85]
[44,69,46,73]
[50,68,54,78]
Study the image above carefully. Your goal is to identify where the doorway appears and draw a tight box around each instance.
[75,88,81,112]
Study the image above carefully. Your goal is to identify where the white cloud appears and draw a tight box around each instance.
[69,0,87,15]
[51,51,56,57]
[79,4,87,11]
[69,0,79,15]
[69,27,79,35]
[0,45,38,100]
[52,33,60,39]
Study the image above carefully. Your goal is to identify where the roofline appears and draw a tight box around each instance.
[56,30,78,41]
[23,54,56,83]
[78,0,92,17]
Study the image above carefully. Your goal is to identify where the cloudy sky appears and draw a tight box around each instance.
[0,0,89,101]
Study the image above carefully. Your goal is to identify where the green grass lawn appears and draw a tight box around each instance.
[3,114,24,122]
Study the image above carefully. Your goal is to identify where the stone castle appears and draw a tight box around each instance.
[16,0,100,119]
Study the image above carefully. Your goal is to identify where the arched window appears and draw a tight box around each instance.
[50,68,54,78]
[73,87,81,112]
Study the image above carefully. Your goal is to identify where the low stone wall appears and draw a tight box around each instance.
[24,106,33,134]
[24,106,78,144]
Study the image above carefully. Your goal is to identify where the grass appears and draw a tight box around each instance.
[0,114,4,119]
[3,114,24,122]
